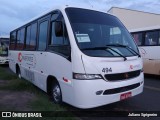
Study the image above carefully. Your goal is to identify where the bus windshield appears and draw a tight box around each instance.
[0,40,9,56]
[66,8,139,57]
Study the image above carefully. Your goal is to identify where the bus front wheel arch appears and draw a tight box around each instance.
[47,76,62,104]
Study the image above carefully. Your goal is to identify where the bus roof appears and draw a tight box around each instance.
[129,25,160,33]
[11,5,113,33]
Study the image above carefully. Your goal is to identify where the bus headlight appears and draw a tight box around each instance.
[73,73,103,80]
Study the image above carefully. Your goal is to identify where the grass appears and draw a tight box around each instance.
[0,66,76,120]
[0,67,17,80]
[0,78,39,92]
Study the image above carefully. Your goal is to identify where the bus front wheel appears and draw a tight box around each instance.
[51,82,62,104]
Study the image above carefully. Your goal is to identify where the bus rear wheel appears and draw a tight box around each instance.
[51,82,62,104]
[17,67,22,79]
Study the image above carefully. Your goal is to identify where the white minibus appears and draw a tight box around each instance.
[9,6,144,108]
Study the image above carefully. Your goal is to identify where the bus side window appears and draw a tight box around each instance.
[25,23,37,50]
[48,14,70,57]
[145,31,158,46]
[10,32,16,50]
[132,33,143,46]
[26,26,31,49]
[38,21,48,51]
[16,28,25,50]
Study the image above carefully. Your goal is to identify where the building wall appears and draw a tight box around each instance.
[108,7,160,31]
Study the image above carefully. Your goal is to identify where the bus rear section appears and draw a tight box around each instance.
[132,29,160,75]
[9,6,144,109]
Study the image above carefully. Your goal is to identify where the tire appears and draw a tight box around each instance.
[51,82,62,104]
[17,67,22,79]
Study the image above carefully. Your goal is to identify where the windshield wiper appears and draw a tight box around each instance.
[106,44,141,57]
[81,47,127,61]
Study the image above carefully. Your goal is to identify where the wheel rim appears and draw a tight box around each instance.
[18,70,21,79]
[53,85,61,103]
[18,73,21,79]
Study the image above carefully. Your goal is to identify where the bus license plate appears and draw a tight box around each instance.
[120,92,132,100]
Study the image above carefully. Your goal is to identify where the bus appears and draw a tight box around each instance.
[9,6,144,108]
[131,26,160,75]
[0,36,9,64]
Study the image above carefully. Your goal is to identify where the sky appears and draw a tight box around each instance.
[0,0,160,36]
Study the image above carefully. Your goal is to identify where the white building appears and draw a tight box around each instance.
[108,7,160,32]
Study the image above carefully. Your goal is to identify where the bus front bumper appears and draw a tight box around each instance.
[0,59,9,64]
[71,73,144,109]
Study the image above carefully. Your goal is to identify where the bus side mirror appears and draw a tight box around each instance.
[55,21,63,37]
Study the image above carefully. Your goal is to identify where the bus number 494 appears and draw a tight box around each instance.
[102,68,112,73]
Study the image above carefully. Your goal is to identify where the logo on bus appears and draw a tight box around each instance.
[124,73,129,79]
[18,53,22,62]
[130,65,133,69]
[139,48,147,57]
[130,64,141,70]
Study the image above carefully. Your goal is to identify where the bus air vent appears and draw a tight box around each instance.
[103,83,140,95]
[104,70,141,81]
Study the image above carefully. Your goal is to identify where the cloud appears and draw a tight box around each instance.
[0,0,44,35]
[0,0,160,35]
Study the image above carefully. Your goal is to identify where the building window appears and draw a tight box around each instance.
[38,21,48,51]
[145,31,159,46]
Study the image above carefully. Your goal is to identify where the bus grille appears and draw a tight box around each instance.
[103,83,140,95]
[104,70,141,81]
